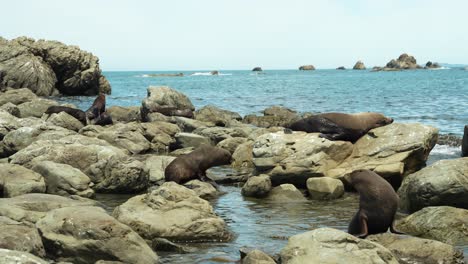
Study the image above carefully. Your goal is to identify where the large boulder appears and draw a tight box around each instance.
[194,126,248,145]
[0,37,110,95]
[17,98,58,118]
[107,106,141,123]
[398,158,468,213]
[36,206,158,264]
[306,177,344,200]
[0,216,46,257]
[141,121,179,153]
[241,174,272,198]
[0,164,45,197]
[144,155,176,184]
[368,233,465,264]
[46,111,84,131]
[279,228,398,264]
[243,106,300,128]
[183,179,218,199]
[32,161,94,198]
[194,105,242,126]
[97,122,151,154]
[9,136,148,193]
[397,206,468,244]
[330,123,438,187]
[353,60,366,70]
[0,88,37,106]
[267,184,307,202]
[172,132,211,149]
[252,131,353,187]
[0,102,20,117]
[141,86,195,121]
[0,193,96,225]
[113,182,230,242]
[0,249,48,264]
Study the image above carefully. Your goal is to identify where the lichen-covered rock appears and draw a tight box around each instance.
[32,161,94,198]
[107,106,141,123]
[241,174,272,198]
[396,206,468,245]
[113,182,230,242]
[368,233,465,264]
[141,86,194,121]
[46,111,84,131]
[144,155,176,184]
[398,158,468,213]
[36,206,158,264]
[0,217,46,258]
[17,98,58,118]
[0,248,49,264]
[0,88,37,106]
[280,228,398,264]
[194,105,242,126]
[253,131,353,187]
[0,164,45,197]
[268,184,306,202]
[306,177,344,200]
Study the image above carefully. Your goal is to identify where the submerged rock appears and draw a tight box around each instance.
[398,158,468,212]
[242,249,276,264]
[336,66,346,70]
[279,228,398,264]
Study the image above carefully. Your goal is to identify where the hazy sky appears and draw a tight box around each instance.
[2,0,468,70]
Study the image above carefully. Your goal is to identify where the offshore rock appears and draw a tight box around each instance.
[353,60,366,70]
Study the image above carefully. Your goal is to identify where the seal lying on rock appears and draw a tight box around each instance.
[165,145,232,185]
[345,169,402,238]
[86,93,106,120]
[45,105,87,124]
[92,111,113,126]
[287,112,393,142]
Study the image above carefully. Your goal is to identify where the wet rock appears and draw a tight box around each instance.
[232,141,254,168]
[0,164,45,197]
[107,106,141,123]
[113,182,230,242]
[0,102,20,117]
[32,161,94,198]
[217,137,248,154]
[0,248,49,264]
[253,131,353,187]
[36,206,158,264]
[144,155,176,184]
[195,105,242,126]
[97,122,151,154]
[280,228,398,264]
[438,133,462,147]
[151,238,193,253]
[0,193,96,225]
[0,217,46,257]
[0,88,37,106]
[184,179,218,199]
[396,206,468,244]
[194,126,248,145]
[398,158,468,212]
[46,111,84,131]
[17,98,58,118]
[141,86,195,121]
[299,65,315,71]
[241,174,272,198]
[172,132,211,149]
[268,184,306,202]
[462,125,468,157]
[242,249,276,264]
[353,60,366,70]
[306,177,344,200]
[252,67,263,71]
[368,233,465,264]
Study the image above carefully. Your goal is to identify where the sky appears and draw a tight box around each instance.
[1,0,468,71]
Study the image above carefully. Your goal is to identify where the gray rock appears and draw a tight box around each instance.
[0,102,20,117]
[299,65,315,70]
[0,248,48,264]
[113,182,230,242]
[173,132,211,149]
[306,177,344,200]
[141,86,194,121]
[144,155,176,184]
[32,161,94,198]
[17,98,58,118]
[268,184,306,202]
[353,60,366,70]
[368,233,465,264]
[243,106,300,128]
[0,164,45,197]
[217,137,248,154]
[242,249,276,264]
[107,106,141,123]
[0,110,20,142]
[398,158,468,212]
[36,206,158,264]
[397,206,468,245]
[0,218,46,257]
[46,111,84,131]
[0,88,37,106]
[232,141,254,168]
[184,179,218,199]
[194,126,248,145]
[97,122,151,154]
[241,174,272,198]
[195,105,242,126]
[384,53,422,70]
[280,228,398,264]
[172,116,210,132]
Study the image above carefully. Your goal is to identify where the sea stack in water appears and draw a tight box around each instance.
[353,61,366,70]
[252,67,263,72]
[384,53,422,70]
[345,169,402,238]
[164,145,232,185]
[299,65,315,71]
[336,66,346,70]
[287,112,393,143]
[462,125,468,157]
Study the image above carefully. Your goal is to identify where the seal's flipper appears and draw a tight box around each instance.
[355,213,369,238]
[390,221,404,234]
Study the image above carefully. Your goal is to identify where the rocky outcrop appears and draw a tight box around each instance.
[382,53,423,71]
[243,106,300,128]
[141,86,195,121]
[46,111,84,131]
[194,105,242,126]
[299,65,315,70]
[353,60,366,70]
[241,174,272,198]
[0,37,110,96]
[0,164,45,197]
[398,158,468,212]
[368,233,465,264]
[252,67,263,71]
[396,206,468,244]
[106,106,141,123]
[232,141,254,168]
[97,122,151,154]
[36,206,158,264]
[425,61,441,69]
[113,182,230,242]
[306,177,344,200]
[279,228,398,264]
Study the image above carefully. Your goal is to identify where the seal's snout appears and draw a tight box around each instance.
[388,118,394,124]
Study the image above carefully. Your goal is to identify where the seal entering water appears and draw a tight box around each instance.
[345,169,402,238]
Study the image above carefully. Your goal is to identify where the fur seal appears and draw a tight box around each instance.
[86,93,106,120]
[45,106,87,125]
[287,112,393,142]
[92,111,113,126]
[165,145,232,185]
[345,169,402,238]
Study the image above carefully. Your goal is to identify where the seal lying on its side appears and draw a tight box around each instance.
[45,105,87,125]
[165,145,232,185]
[287,112,393,142]
[345,169,403,238]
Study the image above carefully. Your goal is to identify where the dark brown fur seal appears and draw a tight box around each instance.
[345,169,402,238]
[92,111,113,126]
[45,106,87,125]
[86,93,106,120]
[165,145,232,185]
[288,112,393,142]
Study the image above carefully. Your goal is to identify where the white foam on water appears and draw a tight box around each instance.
[190,72,232,76]
[430,144,461,156]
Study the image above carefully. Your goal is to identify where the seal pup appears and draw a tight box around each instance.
[165,145,232,185]
[86,93,106,121]
[287,112,393,142]
[345,169,403,238]
[45,105,87,125]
